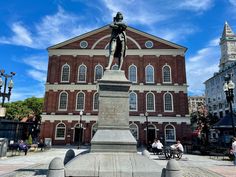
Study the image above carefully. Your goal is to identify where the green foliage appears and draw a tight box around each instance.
[27,134,33,145]
[5,101,31,120]
[4,97,44,121]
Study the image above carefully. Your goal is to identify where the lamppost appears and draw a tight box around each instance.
[0,70,15,106]
[145,111,149,147]
[0,70,15,117]
[223,73,235,137]
[78,110,83,149]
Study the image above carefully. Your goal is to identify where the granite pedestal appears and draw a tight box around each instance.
[58,71,163,176]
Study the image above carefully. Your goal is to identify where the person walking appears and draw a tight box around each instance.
[232,137,236,166]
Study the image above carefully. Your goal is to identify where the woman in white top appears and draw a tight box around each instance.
[232,137,236,166]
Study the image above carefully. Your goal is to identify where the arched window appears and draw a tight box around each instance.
[93,92,99,111]
[76,92,85,110]
[129,92,137,111]
[61,64,70,82]
[165,124,176,142]
[94,64,103,81]
[58,92,68,110]
[129,65,137,83]
[129,123,138,140]
[78,64,87,82]
[111,64,119,70]
[164,92,173,112]
[145,64,154,83]
[162,65,171,83]
[55,123,66,140]
[146,92,155,111]
[91,123,98,138]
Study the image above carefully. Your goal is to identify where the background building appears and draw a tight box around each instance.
[188,96,206,114]
[205,22,236,118]
[40,25,191,145]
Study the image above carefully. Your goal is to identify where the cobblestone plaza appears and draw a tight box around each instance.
[0,146,235,177]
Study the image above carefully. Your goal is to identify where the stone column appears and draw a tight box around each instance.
[91,70,137,152]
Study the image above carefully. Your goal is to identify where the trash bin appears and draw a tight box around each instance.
[0,138,8,158]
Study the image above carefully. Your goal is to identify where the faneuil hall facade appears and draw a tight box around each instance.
[40,25,191,145]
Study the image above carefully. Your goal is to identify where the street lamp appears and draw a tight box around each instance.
[223,73,235,136]
[145,111,149,147]
[78,110,83,149]
[0,70,15,107]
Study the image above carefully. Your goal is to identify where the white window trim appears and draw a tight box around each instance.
[55,122,66,140]
[58,91,68,111]
[128,64,137,83]
[77,64,87,83]
[94,64,103,83]
[129,123,139,140]
[145,64,154,83]
[93,92,99,111]
[60,63,70,83]
[75,91,85,111]
[164,124,176,142]
[146,92,155,112]
[162,64,172,84]
[129,92,138,111]
[164,92,174,112]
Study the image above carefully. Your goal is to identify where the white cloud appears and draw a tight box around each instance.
[22,56,48,72]
[0,7,97,49]
[27,70,47,83]
[155,25,197,43]
[178,0,214,11]
[0,22,33,47]
[10,84,44,102]
[186,38,220,95]
[101,0,171,25]
[208,37,220,47]
[229,0,236,6]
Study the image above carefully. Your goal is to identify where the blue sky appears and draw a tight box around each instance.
[0,0,235,102]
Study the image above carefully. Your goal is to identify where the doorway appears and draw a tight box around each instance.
[74,124,83,145]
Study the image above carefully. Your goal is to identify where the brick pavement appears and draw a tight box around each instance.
[0,146,235,177]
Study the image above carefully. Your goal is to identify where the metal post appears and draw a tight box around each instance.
[78,111,83,149]
[145,112,149,146]
[229,99,236,136]
[224,74,236,137]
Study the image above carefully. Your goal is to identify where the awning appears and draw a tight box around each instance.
[213,113,236,128]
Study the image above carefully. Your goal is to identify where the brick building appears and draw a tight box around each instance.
[40,25,191,145]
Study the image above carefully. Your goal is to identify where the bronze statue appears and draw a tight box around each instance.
[106,12,127,70]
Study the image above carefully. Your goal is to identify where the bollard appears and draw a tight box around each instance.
[47,157,64,177]
[164,159,181,177]
[142,149,151,159]
[64,149,75,165]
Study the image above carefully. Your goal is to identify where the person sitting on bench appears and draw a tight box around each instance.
[18,140,28,155]
[170,140,184,153]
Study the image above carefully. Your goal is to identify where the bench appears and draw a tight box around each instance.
[8,143,29,156]
[209,148,229,160]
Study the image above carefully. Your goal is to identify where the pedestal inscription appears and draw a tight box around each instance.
[91,70,137,152]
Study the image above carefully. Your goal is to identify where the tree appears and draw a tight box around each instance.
[190,104,219,146]
[4,101,31,120]
[5,97,43,121]
[24,97,44,121]
[4,97,44,141]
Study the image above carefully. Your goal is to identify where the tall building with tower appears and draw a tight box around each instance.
[205,22,236,118]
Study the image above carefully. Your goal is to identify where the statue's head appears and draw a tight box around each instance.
[115,12,123,21]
